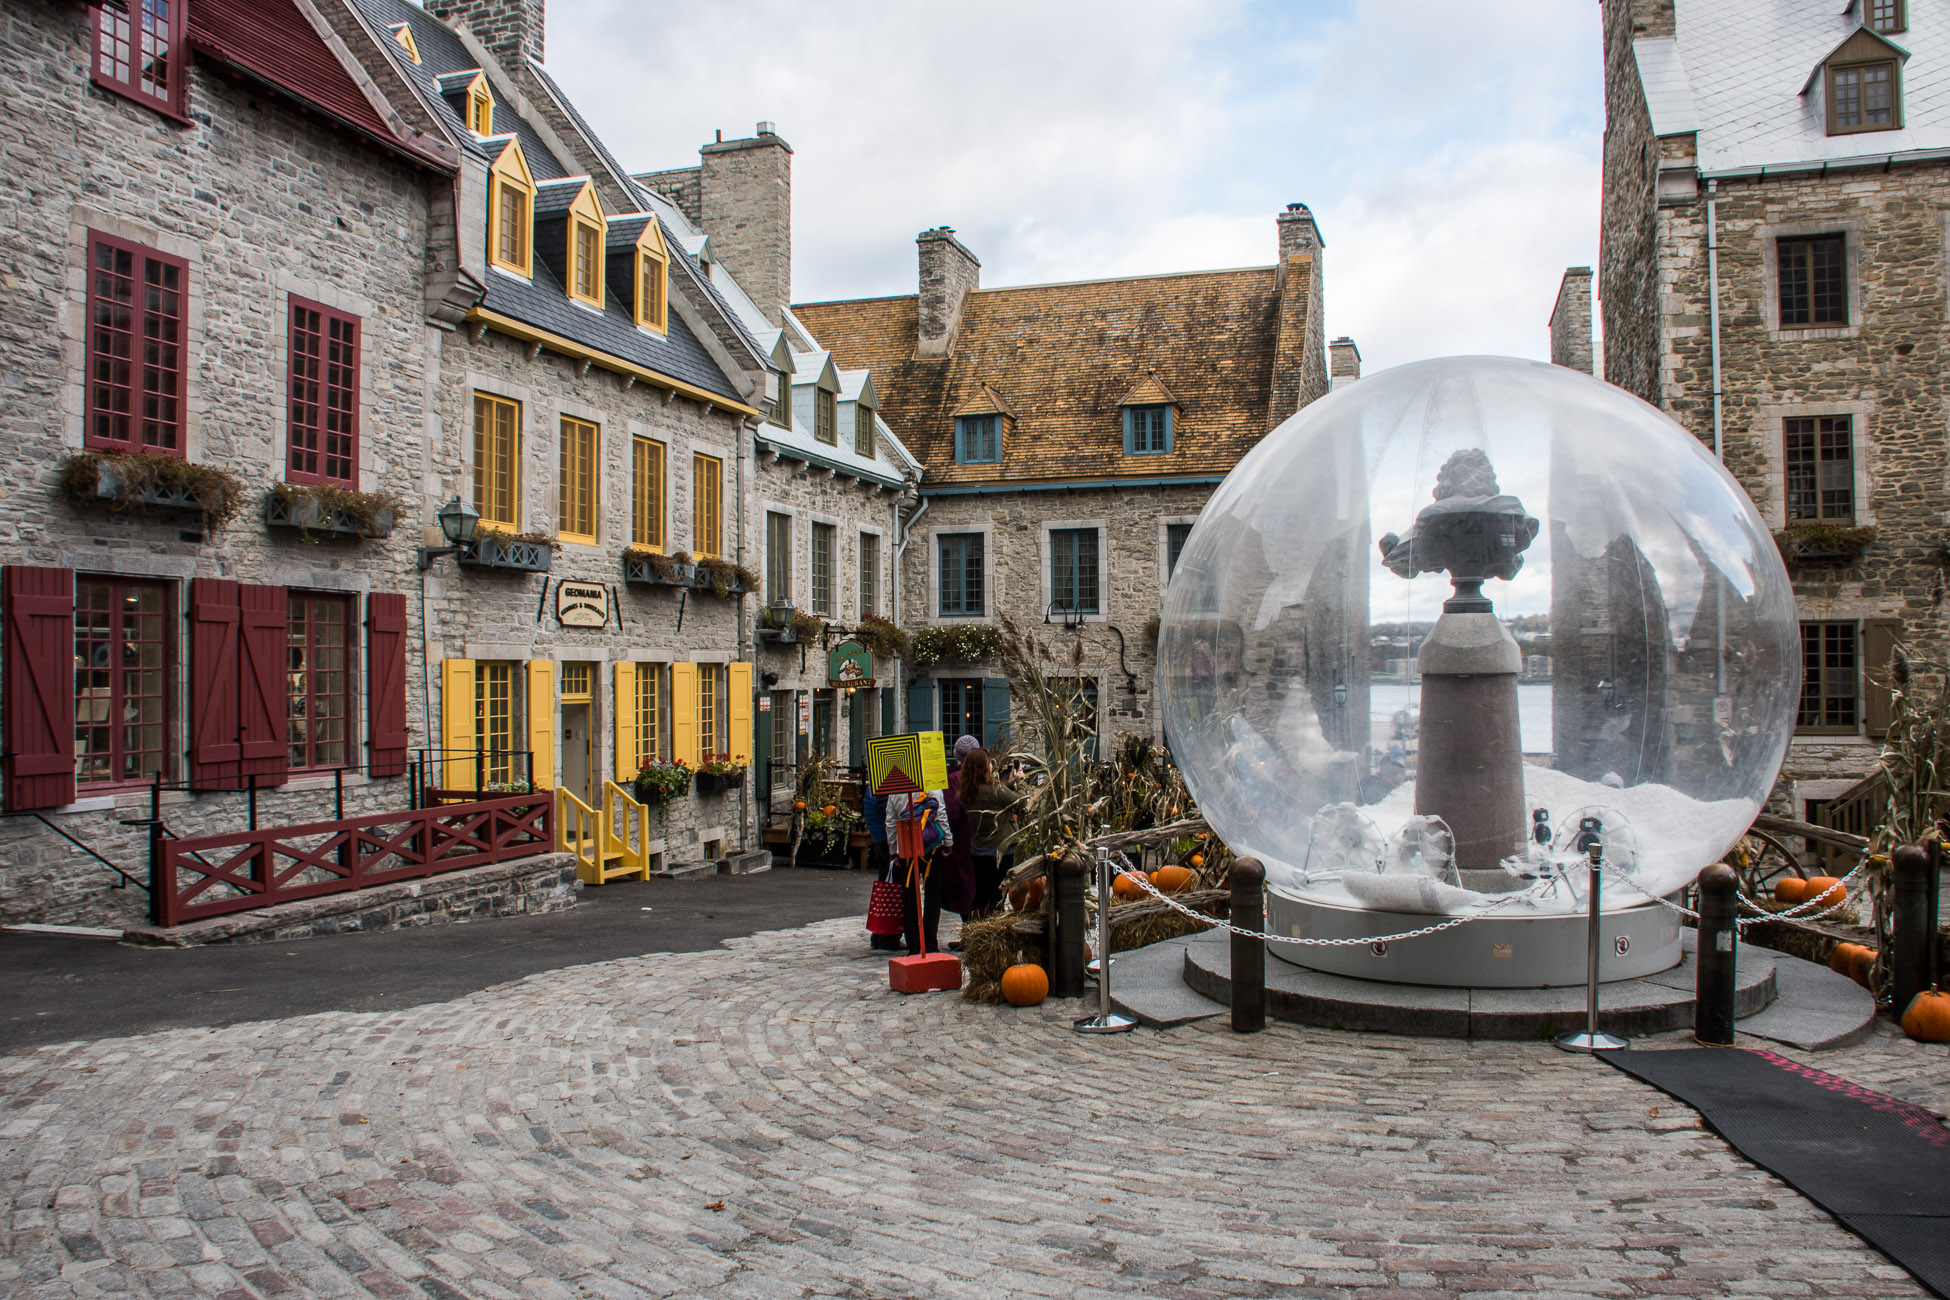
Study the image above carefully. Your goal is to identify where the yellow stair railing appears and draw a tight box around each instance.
[602,781,654,882]
[555,786,629,885]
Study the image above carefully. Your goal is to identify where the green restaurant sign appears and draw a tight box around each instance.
[828,639,872,685]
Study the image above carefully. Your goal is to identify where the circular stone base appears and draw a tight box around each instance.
[1266,888,1682,988]
[1181,930,1775,1040]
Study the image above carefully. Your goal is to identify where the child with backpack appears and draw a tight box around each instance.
[884,785,953,956]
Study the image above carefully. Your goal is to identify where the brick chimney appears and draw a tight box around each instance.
[1329,337,1362,389]
[915,228,980,359]
[1549,267,1595,375]
[427,0,544,65]
[1268,203,1328,424]
[698,123,793,327]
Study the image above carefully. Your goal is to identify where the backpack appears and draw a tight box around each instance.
[914,795,943,852]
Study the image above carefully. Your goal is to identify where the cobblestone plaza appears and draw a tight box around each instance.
[4,916,1947,1299]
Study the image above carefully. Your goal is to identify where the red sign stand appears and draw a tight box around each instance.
[888,808,961,993]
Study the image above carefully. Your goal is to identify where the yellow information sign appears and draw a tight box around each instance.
[867,731,948,795]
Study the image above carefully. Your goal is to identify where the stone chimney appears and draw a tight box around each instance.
[1329,337,1362,390]
[1268,203,1328,424]
[694,123,793,327]
[1550,267,1595,375]
[427,0,544,65]
[915,227,980,359]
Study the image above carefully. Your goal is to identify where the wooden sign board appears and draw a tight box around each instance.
[868,731,947,795]
[828,639,872,685]
[556,581,608,627]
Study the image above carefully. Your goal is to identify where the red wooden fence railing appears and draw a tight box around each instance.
[155,792,554,927]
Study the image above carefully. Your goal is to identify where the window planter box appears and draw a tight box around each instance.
[459,534,554,573]
[75,460,238,527]
[622,555,696,587]
[695,770,742,797]
[1775,525,1875,567]
[692,569,751,597]
[265,494,395,540]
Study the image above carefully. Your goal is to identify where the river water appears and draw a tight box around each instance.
[1369,679,1555,756]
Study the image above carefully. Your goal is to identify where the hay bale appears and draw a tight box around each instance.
[958,890,1227,1003]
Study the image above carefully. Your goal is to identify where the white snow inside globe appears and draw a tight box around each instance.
[1157,356,1798,920]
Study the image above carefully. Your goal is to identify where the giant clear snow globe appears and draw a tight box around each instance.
[1157,357,1797,977]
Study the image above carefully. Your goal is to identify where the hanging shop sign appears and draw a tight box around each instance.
[556,581,609,628]
[828,639,873,685]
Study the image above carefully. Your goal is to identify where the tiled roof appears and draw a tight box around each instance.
[479,269,742,401]
[793,266,1285,486]
[1644,0,1950,172]
[533,177,590,216]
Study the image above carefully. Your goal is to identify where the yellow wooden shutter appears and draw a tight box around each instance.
[671,661,698,767]
[727,662,753,766]
[527,659,554,788]
[440,658,476,790]
[613,660,637,780]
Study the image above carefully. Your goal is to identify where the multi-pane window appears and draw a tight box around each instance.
[287,594,351,771]
[74,579,168,786]
[288,299,359,487]
[92,0,185,117]
[1166,523,1194,579]
[771,372,792,428]
[571,220,601,306]
[811,523,835,617]
[494,177,530,274]
[939,679,984,742]
[1829,61,1895,134]
[632,436,665,550]
[956,415,1001,464]
[86,232,186,456]
[812,690,837,759]
[1778,235,1847,327]
[637,251,666,331]
[474,661,517,784]
[1870,0,1904,33]
[1125,405,1172,455]
[859,532,880,618]
[472,393,521,527]
[635,663,665,764]
[557,416,598,542]
[1050,528,1101,616]
[1784,416,1854,523]
[1799,622,1859,732]
[468,83,493,134]
[693,453,723,557]
[766,511,793,603]
[814,387,837,445]
[855,404,875,458]
[770,690,793,780]
[938,533,986,617]
[697,662,723,757]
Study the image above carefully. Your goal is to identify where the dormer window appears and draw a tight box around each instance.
[1818,28,1906,135]
[814,386,838,445]
[1869,0,1904,34]
[633,217,668,333]
[488,140,534,277]
[390,23,421,64]
[855,403,876,458]
[955,415,1001,464]
[1125,405,1173,455]
[563,183,606,310]
[92,0,188,120]
[468,79,494,135]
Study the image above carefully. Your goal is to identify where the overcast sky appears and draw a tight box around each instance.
[550,0,1604,374]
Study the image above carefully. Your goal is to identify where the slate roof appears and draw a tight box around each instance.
[793,266,1289,486]
[1640,0,1950,173]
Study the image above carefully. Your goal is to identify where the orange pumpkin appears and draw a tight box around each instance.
[1803,876,1846,907]
[1112,872,1148,901]
[822,804,837,815]
[794,800,807,811]
[1775,877,1810,905]
[1901,988,1950,1043]
[1009,877,1046,912]
[1000,963,1049,1007]
[1848,947,1880,989]
[1829,942,1872,977]
[1189,853,1206,868]
[1151,865,1195,894]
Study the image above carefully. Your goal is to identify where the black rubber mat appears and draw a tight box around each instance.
[1607,1047,1950,1297]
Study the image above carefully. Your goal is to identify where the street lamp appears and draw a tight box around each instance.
[417,496,481,570]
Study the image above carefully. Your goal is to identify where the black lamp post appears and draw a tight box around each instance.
[417,496,481,570]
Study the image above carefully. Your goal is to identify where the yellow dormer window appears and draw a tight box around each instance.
[634,217,668,333]
[391,24,421,64]
[468,77,494,135]
[488,140,534,277]
[566,183,606,310]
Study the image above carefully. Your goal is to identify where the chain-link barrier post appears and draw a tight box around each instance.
[1556,842,1629,1052]
[1075,846,1136,1034]
[1892,844,1933,1020]
[1229,857,1266,1033]
[1694,863,1739,1046]
[1050,851,1088,999]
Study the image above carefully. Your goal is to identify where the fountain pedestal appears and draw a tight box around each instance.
[1416,607,1526,889]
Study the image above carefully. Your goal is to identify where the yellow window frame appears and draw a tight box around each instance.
[557,415,598,543]
[566,183,606,309]
[635,662,663,764]
[392,24,421,64]
[634,218,669,333]
[697,662,723,759]
[488,139,534,277]
[632,435,666,551]
[693,452,723,558]
[474,660,516,786]
[472,392,521,528]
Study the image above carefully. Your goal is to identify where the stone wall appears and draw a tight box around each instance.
[699,131,792,326]
[1549,268,1595,374]
[0,6,439,925]
[427,0,545,64]
[1598,0,1662,405]
[916,228,981,358]
[637,165,703,226]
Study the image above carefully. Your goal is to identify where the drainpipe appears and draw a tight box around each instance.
[892,473,928,729]
[1706,178,1728,697]
[737,414,757,849]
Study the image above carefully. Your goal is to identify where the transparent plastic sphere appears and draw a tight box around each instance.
[1158,357,1798,914]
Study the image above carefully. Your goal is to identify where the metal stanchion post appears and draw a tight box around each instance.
[1555,841,1629,1052]
[1230,857,1266,1033]
[1892,844,1933,1019]
[1075,845,1135,1034]
[1694,864,1738,1046]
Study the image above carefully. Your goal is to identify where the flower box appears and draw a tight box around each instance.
[1774,525,1875,567]
[692,568,751,597]
[265,494,395,540]
[623,554,695,587]
[695,770,742,797]
[459,533,554,573]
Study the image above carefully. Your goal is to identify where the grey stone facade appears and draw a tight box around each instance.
[1549,268,1595,375]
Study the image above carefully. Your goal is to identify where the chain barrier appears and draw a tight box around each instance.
[1594,852,1871,930]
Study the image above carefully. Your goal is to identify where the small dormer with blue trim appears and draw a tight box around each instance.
[1117,371,1179,456]
[951,383,1014,464]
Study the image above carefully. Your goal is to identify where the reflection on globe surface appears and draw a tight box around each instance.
[1157,356,1799,916]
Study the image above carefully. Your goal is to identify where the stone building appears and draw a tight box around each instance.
[795,206,1344,753]
[1599,0,1948,820]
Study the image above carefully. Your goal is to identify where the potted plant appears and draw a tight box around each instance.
[60,451,244,531]
[855,613,909,661]
[460,526,558,573]
[908,624,1003,668]
[633,757,692,812]
[694,754,748,796]
[265,482,399,541]
[623,548,697,587]
[800,800,862,868]
[790,611,827,645]
[694,556,758,599]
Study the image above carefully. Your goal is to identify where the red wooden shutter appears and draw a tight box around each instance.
[3,566,76,811]
[237,584,289,787]
[188,578,241,787]
[366,593,409,777]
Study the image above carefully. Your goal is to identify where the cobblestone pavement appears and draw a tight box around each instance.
[3,917,1948,1299]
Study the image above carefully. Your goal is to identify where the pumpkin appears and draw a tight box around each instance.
[1009,877,1046,912]
[1000,962,1049,1007]
[1775,877,1810,905]
[1151,865,1195,893]
[1848,947,1880,989]
[1112,872,1148,901]
[1901,987,1950,1043]
[1828,942,1870,976]
[1189,853,1206,868]
[822,804,837,815]
[794,800,806,811]
[1803,876,1846,907]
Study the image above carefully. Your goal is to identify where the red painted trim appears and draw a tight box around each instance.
[187,577,241,787]
[285,295,360,489]
[83,230,190,458]
[236,583,289,786]
[366,592,408,778]
[89,0,191,122]
[3,566,78,812]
